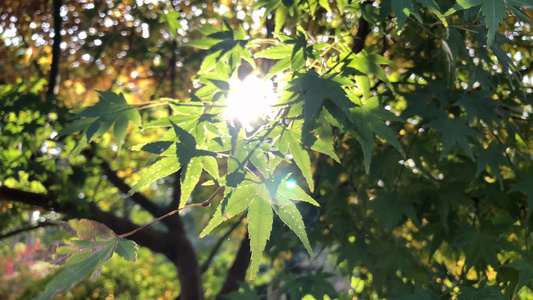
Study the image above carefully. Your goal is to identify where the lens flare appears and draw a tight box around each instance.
[224,76,277,125]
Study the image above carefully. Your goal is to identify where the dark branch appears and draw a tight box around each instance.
[83,149,163,218]
[0,222,57,240]
[0,186,62,211]
[216,231,251,299]
[201,215,245,273]
[0,186,165,250]
[48,0,62,96]
[167,169,182,212]
[99,158,162,217]
[352,2,372,55]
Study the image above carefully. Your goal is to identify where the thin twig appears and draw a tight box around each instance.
[394,129,420,193]
[119,186,223,238]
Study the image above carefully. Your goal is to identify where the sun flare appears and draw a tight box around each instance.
[224,76,277,125]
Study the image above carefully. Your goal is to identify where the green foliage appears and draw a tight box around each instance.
[2,0,533,299]
[58,91,141,154]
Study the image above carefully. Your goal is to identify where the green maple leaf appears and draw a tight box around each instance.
[255,45,292,59]
[443,0,506,47]
[347,50,394,90]
[370,194,418,230]
[255,44,294,78]
[200,178,318,280]
[58,91,141,154]
[502,259,533,293]
[200,182,275,281]
[349,96,405,173]
[130,155,181,193]
[276,179,320,206]
[289,71,354,135]
[302,115,340,163]
[247,184,274,280]
[199,184,257,238]
[36,219,136,300]
[456,92,501,124]
[284,123,314,192]
[275,192,313,255]
[428,114,479,160]
[391,0,415,32]
[481,0,507,47]
[159,10,181,40]
[452,226,505,268]
[130,121,217,207]
[444,0,484,17]
[144,100,225,147]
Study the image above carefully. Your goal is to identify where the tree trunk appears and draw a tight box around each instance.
[48,0,62,96]
[164,215,205,300]
[216,231,251,300]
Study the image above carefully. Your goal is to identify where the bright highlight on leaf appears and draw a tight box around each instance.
[224,76,277,126]
[285,179,297,190]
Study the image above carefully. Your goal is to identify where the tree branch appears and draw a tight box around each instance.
[0,222,56,240]
[201,215,245,274]
[1,184,204,300]
[216,230,251,299]
[0,186,166,251]
[100,158,163,217]
[352,4,372,55]
[83,149,163,218]
[47,0,62,96]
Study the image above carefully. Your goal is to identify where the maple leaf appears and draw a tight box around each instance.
[58,91,141,154]
[443,0,507,47]
[428,113,479,160]
[289,70,354,135]
[247,184,274,280]
[36,219,136,300]
[200,178,318,280]
[349,95,405,173]
[481,0,507,47]
[130,121,217,209]
[391,0,414,32]
[456,91,501,124]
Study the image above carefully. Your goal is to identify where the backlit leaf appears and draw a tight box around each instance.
[199,184,257,237]
[247,186,273,280]
[274,195,313,255]
[58,91,140,154]
[130,156,181,193]
[180,156,203,209]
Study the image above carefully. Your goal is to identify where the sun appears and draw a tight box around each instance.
[224,76,277,126]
